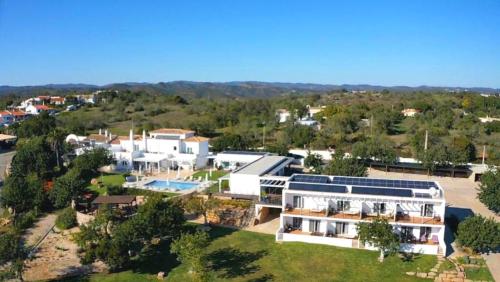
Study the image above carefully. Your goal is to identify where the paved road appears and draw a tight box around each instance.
[0,150,16,214]
[369,169,500,281]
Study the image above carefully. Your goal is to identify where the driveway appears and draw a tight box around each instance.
[368,169,500,281]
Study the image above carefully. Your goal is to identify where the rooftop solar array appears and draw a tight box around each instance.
[291,174,330,184]
[351,186,413,198]
[288,182,347,193]
[332,177,437,190]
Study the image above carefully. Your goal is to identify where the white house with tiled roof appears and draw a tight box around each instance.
[67,128,209,172]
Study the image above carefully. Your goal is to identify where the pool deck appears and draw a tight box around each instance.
[123,176,213,194]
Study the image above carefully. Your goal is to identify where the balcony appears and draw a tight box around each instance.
[395,214,442,225]
[259,194,282,206]
[284,208,361,220]
[278,228,358,248]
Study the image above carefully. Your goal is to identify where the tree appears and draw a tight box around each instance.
[456,215,500,253]
[210,134,249,152]
[304,151,323,172]
[0,231,26,281]
[49,168,86,208]
[72,148,113,182]
[185,196,221,225]
[1,173,44,214]
[323,150,367,177]
[47,128,68,169]
[170,231,210,281]
[352,137,397,165]
[12,111,56,138]
[10,136,57,179]
[357,218,400,262]
[477,169,500,214]
[76,196,185,271]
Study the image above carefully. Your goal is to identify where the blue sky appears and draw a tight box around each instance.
[1,0,499,87]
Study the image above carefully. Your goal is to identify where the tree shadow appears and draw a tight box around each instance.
[247,273,275,282]
[208,247,267,278]
[444,206,474,256]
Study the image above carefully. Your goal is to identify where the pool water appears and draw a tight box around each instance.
[144,180,199,191]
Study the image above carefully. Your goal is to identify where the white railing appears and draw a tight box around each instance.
[281,232,353,248]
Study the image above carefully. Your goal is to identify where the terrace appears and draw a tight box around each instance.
[284,207,443,225]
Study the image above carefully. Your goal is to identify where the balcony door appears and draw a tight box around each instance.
[292,217,302,230]
[335,222,347,235]
[309,220,320,233]
[293,196,304,208]
[400,226,414,243]
[420,204,434,217]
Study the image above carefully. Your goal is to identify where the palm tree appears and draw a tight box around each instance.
[47,128,66,169]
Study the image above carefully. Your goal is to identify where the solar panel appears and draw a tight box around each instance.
[292,174,330,184]
[351,186,413,197]
[288,182,347,193]
[332,177,436,190]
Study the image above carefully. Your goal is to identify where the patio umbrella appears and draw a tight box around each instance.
[205,173,209,182]
[176,166,180,178]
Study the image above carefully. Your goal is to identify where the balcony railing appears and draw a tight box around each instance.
[259,194,282,206]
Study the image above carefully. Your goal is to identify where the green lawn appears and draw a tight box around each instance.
[87,173,127,195]
[192,169,228,181]
[465,266,494,281]
[65,227,436,282]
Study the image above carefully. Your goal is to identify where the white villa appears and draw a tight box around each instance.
[66,128,209,172]
[401,108,421,117]
[223,155,446,255]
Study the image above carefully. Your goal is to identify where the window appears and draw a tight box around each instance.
[335,222,347,235]
[337,200,350,211]
[173,146,177,151]
[309,220,320,233]
[186,147,193,154]
[374,203,386,214]
[292,217,302,229]
[421,204,434,217]
[293,196,304,208]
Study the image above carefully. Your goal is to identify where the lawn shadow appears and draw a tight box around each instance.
[208,247,267,278]
[247,273,275,282]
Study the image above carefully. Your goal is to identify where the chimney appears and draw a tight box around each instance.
[143,130,147,152]
[104,129,108,138]
[99,128,102,135]
[130,129,134,152]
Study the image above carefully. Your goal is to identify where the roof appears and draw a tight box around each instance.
[87,134,115,143]
[92,195,136,205]
[184,136,209,142]
[150,128,195,135]
[234,155,293,176]
[33,105,52,110]
[118,135,142,141]
[220,151,268,156]
[288,174,443,199]
[0,134,17,142]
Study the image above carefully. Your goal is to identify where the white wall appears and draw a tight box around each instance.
[229,174,261,196]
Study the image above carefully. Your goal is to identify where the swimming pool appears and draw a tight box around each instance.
[144,180,199,191]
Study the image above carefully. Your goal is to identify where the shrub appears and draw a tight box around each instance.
[456,215,500,253]
[14,210,38,230]
[56,208,77,230]
[107,185,124,195]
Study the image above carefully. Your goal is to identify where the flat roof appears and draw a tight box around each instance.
[92,195,136,205]
[234,156,292,176]
[288,174,443,199]
[220,151,268,156]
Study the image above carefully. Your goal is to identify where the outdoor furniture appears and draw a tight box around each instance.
[431,235,439,244]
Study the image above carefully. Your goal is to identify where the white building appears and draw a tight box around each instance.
[67,128,210,172]
[25,104,55,115]
[479,116,500,123]
[275,175,446,255]
[224,160,446,255]
[401,108,421,117]
[213,151,268,170]
[276,109,291,123]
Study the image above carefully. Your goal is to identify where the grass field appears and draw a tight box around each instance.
[64,227,436,282]
[87,173,127,195]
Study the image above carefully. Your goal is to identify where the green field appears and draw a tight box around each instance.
[87,173,127,195]
[64,227,436,282]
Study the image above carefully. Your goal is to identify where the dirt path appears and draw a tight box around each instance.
[22,213,57,247]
